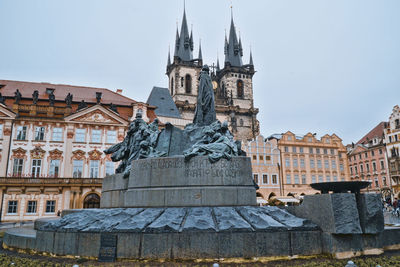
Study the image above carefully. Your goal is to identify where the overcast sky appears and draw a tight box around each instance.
[1,0,399,144]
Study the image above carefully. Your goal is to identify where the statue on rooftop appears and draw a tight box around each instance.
[193,65,216,126]
[49,91,55,106]
[14,89,22,104]
[0,93,5,104]
[78,100,87,110]
[65,93,73,107]
[32,90,39,105]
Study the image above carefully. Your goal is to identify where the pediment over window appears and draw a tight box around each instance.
[31,146,46,159]
[65,105,128,126]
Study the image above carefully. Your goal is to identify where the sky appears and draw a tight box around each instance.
[1,0,399,144]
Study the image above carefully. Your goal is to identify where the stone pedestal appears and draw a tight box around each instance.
[101,156,257,208]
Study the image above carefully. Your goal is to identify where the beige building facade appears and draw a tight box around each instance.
[269,132,350,196]
[242,135,281,201]
[384,105,400,195]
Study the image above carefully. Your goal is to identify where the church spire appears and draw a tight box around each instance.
[175,3,193,62]
[174,26,179,57]
[249,49,253,66]
[198,39,202,60]
[224,9,243,67]
[167,47,171,66]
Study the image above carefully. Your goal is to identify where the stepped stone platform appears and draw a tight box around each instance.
[4,206,321,259]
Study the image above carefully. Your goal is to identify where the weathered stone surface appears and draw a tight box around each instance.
[356,193,384,234]
[213,207,253,232]
[331,194,362,234]
[113,208,164,232]
[236,206,287,231]
[291,231,322,255]
[262,206,319,231]
[182,207,216,232]
[145,208,186,233]
[255,232,291,256]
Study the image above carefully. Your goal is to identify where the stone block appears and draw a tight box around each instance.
[217,232,256,258]
[213,207,253,232]
[141,233,173,259]
[145,208,186,233]
[4,228,36,250]
[171,232,219,258]
[114,208,164,232]
[291,231,322,255]
[356,193,384,234]
[236,206,287,231]
[331,194,362,234]
[164,188,202,206]
[100,191,112,208]
[255,232,291,256]
[262,206,319,231]
[77,232,100,257]
[116,233,141,258]
[125,188,166,207]
[34,217,59,230]
[35,230,54,252]
[381,227,400,248]
[321,233,363,254]
[182,207,217,232]
[201,187,238,206]
[237,187,257,206]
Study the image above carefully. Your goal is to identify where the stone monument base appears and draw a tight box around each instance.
[101,156,257,208]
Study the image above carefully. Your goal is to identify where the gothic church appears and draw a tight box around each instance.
[164,8,259,141]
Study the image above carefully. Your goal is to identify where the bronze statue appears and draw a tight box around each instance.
[65,93,73,107]
[193,65,216,126]
[14,89,22,104]
[32,90,39,105]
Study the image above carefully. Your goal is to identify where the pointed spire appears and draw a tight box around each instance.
[167,47,171,66]
[224,7,243,67]
[198,39,202,60]
[190,27,194,51]
[175,2,193,61]
[216,57,220,71]
[249,49,253,66]
[174,26,180,57]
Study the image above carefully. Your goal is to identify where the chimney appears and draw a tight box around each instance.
[116,89,123,94]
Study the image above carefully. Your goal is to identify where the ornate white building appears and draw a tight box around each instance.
[0,79,156,222]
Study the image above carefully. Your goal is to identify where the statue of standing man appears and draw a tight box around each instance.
[193,65,216,126]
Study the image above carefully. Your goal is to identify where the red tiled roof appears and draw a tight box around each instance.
[0,79,136,106]
[356,122,387,145]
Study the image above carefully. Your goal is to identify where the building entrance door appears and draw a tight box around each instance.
[83,193,100,208]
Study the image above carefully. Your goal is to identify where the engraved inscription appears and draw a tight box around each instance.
[98,233,117,262]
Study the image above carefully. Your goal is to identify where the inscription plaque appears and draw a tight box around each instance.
[98,233,117,262]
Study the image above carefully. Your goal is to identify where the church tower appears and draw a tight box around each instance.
[166,6,203,121]
[212,13,259,140]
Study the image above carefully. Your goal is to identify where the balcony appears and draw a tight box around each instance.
[0,177,102,186]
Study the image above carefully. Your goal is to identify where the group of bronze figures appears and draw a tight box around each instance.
[105,65,246,177]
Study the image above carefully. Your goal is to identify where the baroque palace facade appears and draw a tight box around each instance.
[0,80,155,222]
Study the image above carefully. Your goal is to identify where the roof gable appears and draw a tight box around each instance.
[65,105,128,126]
[0,103,16,119]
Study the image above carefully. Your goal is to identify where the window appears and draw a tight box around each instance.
[372,162,377,172]
[285,158,290,167]
[16,126,27,140]
[26,201,37,213]
[252,155,256,160]
[284,146,289,152]
[105,161,115,176]
[287,136,292,141]
[293,147,297,153]
[286,174,291,184]
[31,159,41,178]
[106,130,116,143]
[310,159,315,168]
[46,200,56,213]
[185,74,192,94]
[237,80,244,98]
[12,159,23,176]
[294,174,299,184]
[355,166,358,174]
[341,176,345,181]
[265,155,271,161]
[308,137,312,142]
[301,174,306,184]
[324,160,329,169]
[371,150,375,157]
[324,149,328,154]
[49,159,60,177]
[75,129,86,142]
[180,77,184,87]
[316,148,320,154]
[389,136,392,143]
[380,160,385,170]
[325,138,330,143]
[52,127,63,141]
[312,175,316,183]
[300,159,305,168]
[300,147,304,153]
[253,174,259,184]
[0,124,3,138]
[339,153,342,159]
[383,177,387,186]
[333,175,338,181]
[293,158,298,168]
[259,155,264,161]
[91,129,101,143]
[379,149,383,155]
[375,178,379,187]
[331,160,337,169]
[326,175,331,182]
[317,159,322,169]
[262,174,268,184]
[351,166,353,175]
[73,160,83,178]
[340,164,344,172]
[365,152,368,158]
[359,154,362,160]
[34,126,45,141]
[360,164,364,173]
[272,174,278,184]
[90,160,99,178]
[7,201,18,214]
[309,148,314,154]
[318,175,323,182]
[366,163,370,172]
[330,149,334,155]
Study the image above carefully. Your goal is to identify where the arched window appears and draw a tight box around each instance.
[185,74,192,94]
[83,193,100,209]
[170,78,174,95]
[237,79,244,98]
